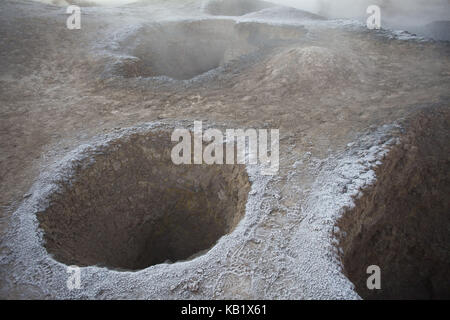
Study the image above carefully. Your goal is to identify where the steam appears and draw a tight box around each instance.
[31,0,450,28]
[268,0,319,13]
[269,0,450,27]
[33,0,136,6]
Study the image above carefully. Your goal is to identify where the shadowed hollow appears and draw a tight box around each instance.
[37,130,251,270]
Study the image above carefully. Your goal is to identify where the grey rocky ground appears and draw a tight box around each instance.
[0,0,449,299]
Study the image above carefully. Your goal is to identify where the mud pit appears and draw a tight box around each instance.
[113,20,255,80]
[337,108,450,299]
[37,130,250,270]
[112,20,305,80]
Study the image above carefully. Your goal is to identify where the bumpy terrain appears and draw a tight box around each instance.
[0,0,449,299]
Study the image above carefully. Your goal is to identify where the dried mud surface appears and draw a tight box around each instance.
[0,0,449,299]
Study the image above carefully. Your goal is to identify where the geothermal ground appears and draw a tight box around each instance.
[0,0,449,299]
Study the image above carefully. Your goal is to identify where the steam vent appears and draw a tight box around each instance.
[1,0,449,300]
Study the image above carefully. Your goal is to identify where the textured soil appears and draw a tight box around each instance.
[0,0,449,299]
[337,107,450,299]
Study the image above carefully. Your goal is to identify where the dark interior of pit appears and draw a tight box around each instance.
[37,130,251,271]
[114,20,306,80]
[336,107,450,299]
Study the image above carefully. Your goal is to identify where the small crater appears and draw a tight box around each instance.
[110,19,306,80]
[37,129,251,271]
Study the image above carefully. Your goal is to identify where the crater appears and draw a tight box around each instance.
[111,19,306,80]
[37,129,251,271]
[336,107,450,299]
[113,20,255,80]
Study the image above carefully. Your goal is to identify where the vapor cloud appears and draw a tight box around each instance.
[269,0,450,26]
[33,0,450,27]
